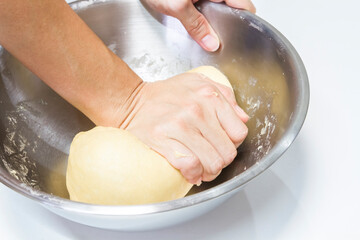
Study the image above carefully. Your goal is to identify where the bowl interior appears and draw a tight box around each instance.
[0,0,301,202]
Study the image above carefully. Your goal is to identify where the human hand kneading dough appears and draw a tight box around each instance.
[120,71,249,184]
[0,0,253,186]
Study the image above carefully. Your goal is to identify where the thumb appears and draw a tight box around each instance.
[173,2,220,52]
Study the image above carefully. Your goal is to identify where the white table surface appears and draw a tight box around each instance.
[1,0,360,239]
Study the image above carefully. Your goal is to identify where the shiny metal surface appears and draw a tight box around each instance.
[0,0,309,230]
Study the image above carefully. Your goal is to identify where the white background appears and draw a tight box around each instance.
[1,0,360,239]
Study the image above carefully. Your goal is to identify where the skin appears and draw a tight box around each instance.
[0,0,253,184]
[143,0,256,51]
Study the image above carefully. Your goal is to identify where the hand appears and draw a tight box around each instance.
[116,73,249,184]
[143,0,256,52]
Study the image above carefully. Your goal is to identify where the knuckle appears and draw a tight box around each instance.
[181,156,202,178]
[221,89,238,106]
[172,116,187,131]
[186,14,208,37]
[184,176,198,184]
[224,150,237,166]
[152,124,166,136]
[198,84,218,96]
[209,157,224,175]
[185,155,200,169]
[185,102,204,119]
[202,172,217,182]
[222,88,235,100]
[233,125,248,143]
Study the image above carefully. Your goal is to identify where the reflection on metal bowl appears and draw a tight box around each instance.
[0,0,309,231]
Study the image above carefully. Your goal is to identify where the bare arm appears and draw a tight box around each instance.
[0,0,142,126]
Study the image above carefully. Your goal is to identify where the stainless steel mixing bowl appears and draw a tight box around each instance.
[0,0,309,231]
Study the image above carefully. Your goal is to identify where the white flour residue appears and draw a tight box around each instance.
[249,22,264,33]
[241,96,261,117]
[231,9,246,21]
[248,76,257,86]
[236,76,278,164]
[122,52,191,82]
[250,114,277,161]
[70,0,107,11]
[2,104,41,190]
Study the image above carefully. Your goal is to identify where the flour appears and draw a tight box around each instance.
[2,104,41,190]
[121,51,191,82]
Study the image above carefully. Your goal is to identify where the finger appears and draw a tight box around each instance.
[150,138,203,185]
[189,75,248,147]
[197,73,249,122]
[167,128,225,180]
[215,92,249,147]
[202,168,222,182]
[234,105,249,123]
[211,82,250,123]
[197,110,237,167]
[171,1,220,52]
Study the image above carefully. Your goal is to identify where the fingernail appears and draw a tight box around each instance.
[235,105,250,120]
[201,34,220,52]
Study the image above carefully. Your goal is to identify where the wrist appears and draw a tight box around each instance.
[81,51,144,127]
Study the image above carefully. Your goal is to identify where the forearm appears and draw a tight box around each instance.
[0,0,142,126]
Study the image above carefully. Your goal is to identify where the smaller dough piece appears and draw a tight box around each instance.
[189,66,233,89]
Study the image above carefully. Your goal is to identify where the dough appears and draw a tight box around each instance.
[189,66,233,89]
[66,127,193,205]
[66,66,232,205]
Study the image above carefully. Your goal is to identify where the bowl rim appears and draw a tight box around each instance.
[0,0,309,216]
